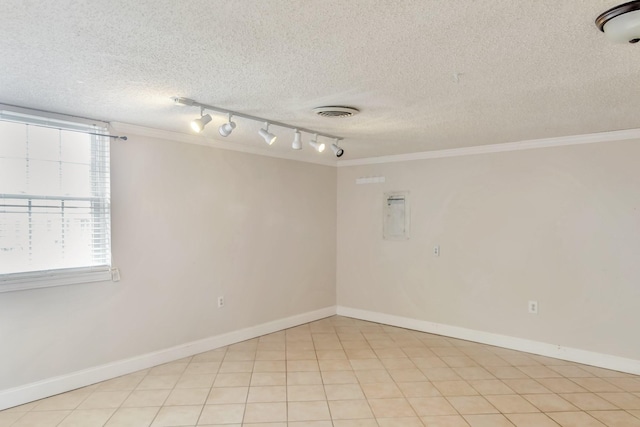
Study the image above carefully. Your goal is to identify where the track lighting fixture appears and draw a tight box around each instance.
[191,110,212,133]
[173,97,346,156]
[331,139,344,157]
[218,114,236,137]
[258,122,277,145]
[292,130,302,150]
[309,134,325,153]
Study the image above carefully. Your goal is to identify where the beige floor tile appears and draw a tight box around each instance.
[206,386,248,404]
[289,371,324,385]
[223,350,256,361]
[559,392,617,411]
[380,358,416,370]
[290,421,335,427]
[354,369,393,384]
[96,375,144,391]
[377,416,424,426]
[397,381,442,398]
[588,410,640,426]
[78,391,130,409]
[322,370,358,385]
[243,402,287,423]
[350,359,385,370]
[218,360,253,373]
[374,349,407,359]
[288,401,331,421]
[247,385,286,402]
[454,367,495,380]
[504,413,560,427]
[183,362,220,375]
[361,382,403,399]
[287,350,317,360]
[485,394,539,413]
[463,414,515,427]
[136,375,180,390]
[164,388,209,406]
[318,359,353,371]
[32,391,91,411]
[324,384,365,400]
[433,380,479,396]
[388,368,427,382]
[569,377,623,393]
[422,367,463,381]
[251,372,286,386]
[11,410,71,427]
[547,411,606,426]
[212,372,251,387]
[409,397,458,416]
[537,378,587,394]
[368,398,417,417]
[288,360,320,372]
[0,411,25,426]
[191,349,226,363]
[522,393,578,412]
[328,400,374,419]
[150,405,201,427]
[253,360,286,372]
[517,366,563,379]
[502,379,552,394]
[288,385,326,401]
[598,392,640,409]
[148,363,188,376]
[104,407,159,427]
[421,415,471,426]
[57,408,115,427]
[317,350,347,360]
[197,403,245,424]
[448,396,498,415]
[468,380,514,395]
[606,378,640,392]
[121,390,170,408]
[175,373,215,389]
[255,350,285,360]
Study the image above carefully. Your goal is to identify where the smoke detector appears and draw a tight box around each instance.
[313,106,359,118]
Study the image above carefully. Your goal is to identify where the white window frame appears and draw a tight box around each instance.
[0,105,114,293]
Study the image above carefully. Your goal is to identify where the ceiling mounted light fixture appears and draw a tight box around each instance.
[191,109,212,133]
[292,130,302,150]
[258,122,277,145]
[173,97,346,156]
[331,139,344,158]
[309,134,325,153]
[218,113,236,137]
[596,1,640,43]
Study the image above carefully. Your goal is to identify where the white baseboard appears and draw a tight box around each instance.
[337,306,640,376]
[0,306,337,411]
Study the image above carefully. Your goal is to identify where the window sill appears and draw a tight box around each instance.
[0,266,115,293]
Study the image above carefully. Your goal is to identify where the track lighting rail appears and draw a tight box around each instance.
[174,97,343,142]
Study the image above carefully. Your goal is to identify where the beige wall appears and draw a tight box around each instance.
[0,133,337,390]
[337,139,640,360]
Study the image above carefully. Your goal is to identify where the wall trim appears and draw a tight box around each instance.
[337,128,640,167]
[109,122,338,167]
[0,306,337,411]
[337,306,640,375]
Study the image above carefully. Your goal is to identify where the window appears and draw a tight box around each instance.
[0,110,112,292]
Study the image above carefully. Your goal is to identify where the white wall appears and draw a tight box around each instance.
[0,132,337,391]
[337,139,640,360]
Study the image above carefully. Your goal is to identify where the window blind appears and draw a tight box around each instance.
[0,111,111,289]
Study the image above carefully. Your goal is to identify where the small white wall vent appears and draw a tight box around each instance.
[313,106,359,118]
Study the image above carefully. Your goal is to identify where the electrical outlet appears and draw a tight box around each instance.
[217,296,225,308]
[434,245,440,257]
[528,300,538,314]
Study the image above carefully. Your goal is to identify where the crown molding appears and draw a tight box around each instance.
[337,128,640,167]
[109,122,339,167]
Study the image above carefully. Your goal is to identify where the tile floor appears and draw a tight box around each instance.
[2,316,640,426]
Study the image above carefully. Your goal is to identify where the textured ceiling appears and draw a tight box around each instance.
[1,0,638,161]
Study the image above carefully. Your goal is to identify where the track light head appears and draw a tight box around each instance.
[292,130,302,150]
[258,123,277,145]
[309,134,325,153]
[219,114,236,137]
[191,112,212,133]
[331,142,344,158]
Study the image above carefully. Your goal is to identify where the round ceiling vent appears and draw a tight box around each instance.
[313,106,359,118]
